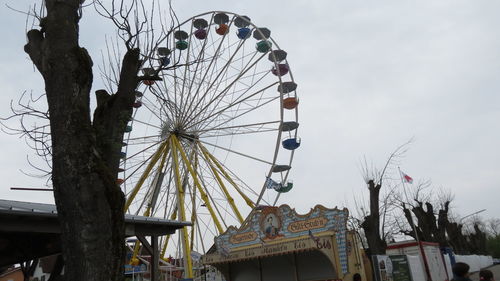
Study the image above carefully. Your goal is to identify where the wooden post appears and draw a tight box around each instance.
[293,253,300,281]
[152,235,159,281]
[258,257,263,281]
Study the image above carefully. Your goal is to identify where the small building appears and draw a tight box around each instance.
[386,241,449,281]
[203,204,367,281]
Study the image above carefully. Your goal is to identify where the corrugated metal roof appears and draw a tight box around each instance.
[0,199,57,213]
[0,199,190,227]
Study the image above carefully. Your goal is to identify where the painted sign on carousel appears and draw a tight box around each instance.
[210,204,349,273]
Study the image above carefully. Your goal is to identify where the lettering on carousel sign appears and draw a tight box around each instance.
[287,216,328,233]
[204,236,333,264]
[229,231,258,244]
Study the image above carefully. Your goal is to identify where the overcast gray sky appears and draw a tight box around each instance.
[1,0,499,223]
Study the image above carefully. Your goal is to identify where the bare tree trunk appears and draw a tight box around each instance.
[361,180,387,255]
[436,201,450,246]
[23,1,141,280]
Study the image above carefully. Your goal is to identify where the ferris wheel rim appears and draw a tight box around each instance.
[123,11,299,208]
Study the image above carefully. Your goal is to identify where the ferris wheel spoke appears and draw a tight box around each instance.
[121,139,164,166]
[189,69,273,130]
[179,23,196,121]
[182,46,260,128]
[139,97,166,123]
[179,30,241,121]
[180,19,236,126]
[208,45,262,84]
[195,166,230,229]
[125,135,162,146]
[200,95,280,135]
[190,51,267,126]
[189,81,279,131]
[197,55,267,105]
[190,66,272,130]
[201,128,279,138]
[194,138,273,165]
[195,211,206,254]
[130,118,163,130]
[147,86,176,119]
[197,142,257,207]
[181,39,247,122]
[197,120,281,134]
[179,21,213,125]
[197,145,244,223]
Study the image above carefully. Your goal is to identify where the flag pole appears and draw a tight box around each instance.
[398,167,420,240]
[398,167,431,281]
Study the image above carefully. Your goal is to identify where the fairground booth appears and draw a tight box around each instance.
[203,204,367,281]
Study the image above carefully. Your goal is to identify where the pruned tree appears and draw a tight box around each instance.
[396,184,492,255]
[397,183,455,246]
[460,217,488,255]
[397,182,450,245]
[356,139,412,256]
[4,1,180,280]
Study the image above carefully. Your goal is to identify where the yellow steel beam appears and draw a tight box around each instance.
[146,143,170,211]
[171,135,224,234]
[170,137,194,278]
[198,142,244,223]
[198,143,255,209]
[190,154,199,251]
[124,141,169,211]
[132,145,171,260]
[129,141,170,262]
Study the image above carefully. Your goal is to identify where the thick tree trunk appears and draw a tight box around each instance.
[436,201,450,246]
[361,180,386,255]
[23,1,141,280]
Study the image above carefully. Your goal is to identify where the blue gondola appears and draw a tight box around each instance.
[282,138,301,150]
[160,57,170,67]
[237,27,251,39]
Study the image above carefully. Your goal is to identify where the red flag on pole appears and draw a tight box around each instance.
[401,171,413,184]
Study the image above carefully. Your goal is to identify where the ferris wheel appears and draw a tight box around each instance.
[120,11,300,278]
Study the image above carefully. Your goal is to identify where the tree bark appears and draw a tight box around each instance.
[23,1,141,280]
[361,180,387,255]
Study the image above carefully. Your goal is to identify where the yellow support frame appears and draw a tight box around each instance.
[198,142,255,209]
[146,144,170,211]
[198,142,244,223]
[127,142,169,260]
[170,137,194,278]
[172,135,224,234]
[189,154,199,251]
[124,141,170,211]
